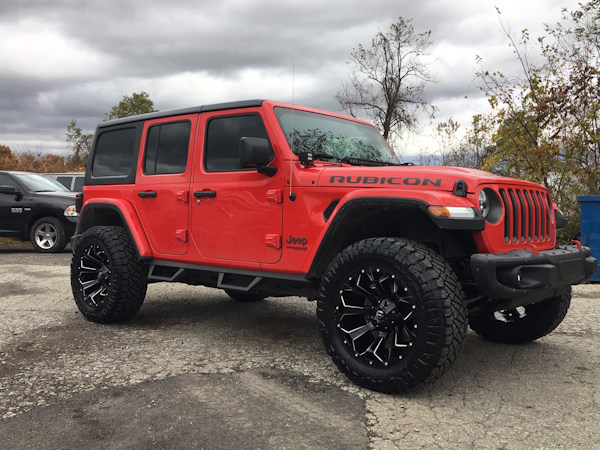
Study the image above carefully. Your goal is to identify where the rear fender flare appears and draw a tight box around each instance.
[77,199,152,259]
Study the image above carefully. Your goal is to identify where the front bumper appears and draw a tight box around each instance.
[471,245,597,304]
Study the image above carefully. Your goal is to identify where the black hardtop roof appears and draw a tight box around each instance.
[98,99,265,128]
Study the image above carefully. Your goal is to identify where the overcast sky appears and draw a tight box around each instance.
[0,0,581,159]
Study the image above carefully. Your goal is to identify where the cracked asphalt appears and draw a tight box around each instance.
[0,244,598,449]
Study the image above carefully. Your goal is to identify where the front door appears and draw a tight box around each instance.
[132,115,197,256]
[0,172,30,236]
[190,110,283,264]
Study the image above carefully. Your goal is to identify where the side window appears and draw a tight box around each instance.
[73,176,84,192]
[205,114,270,172]
[0,173,18,189]
[92,127,138,177]
[56,176,72,189]
[144,121,191,175]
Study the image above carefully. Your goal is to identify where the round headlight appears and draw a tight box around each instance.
[479,190,489,218]
[478,188,502,224]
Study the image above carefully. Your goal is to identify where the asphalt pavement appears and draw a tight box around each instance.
[0,244,599,449]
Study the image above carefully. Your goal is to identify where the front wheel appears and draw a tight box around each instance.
[71,226,148,323]
[468,289,571,344]
[317,238,467,393]
[30,217,68,253]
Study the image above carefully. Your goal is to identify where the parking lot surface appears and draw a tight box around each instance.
[0,244,599,449]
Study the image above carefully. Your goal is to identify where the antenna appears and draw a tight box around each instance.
[289,65,296,201]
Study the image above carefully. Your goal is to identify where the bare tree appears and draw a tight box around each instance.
[336,17,437,141]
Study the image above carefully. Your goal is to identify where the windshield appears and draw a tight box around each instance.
[13,173,70,192]
[274,107,399,165]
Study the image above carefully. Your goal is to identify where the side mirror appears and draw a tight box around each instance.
[239,137,277,176]
[0,185,18,195]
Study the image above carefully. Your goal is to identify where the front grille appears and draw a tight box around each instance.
[498,188,552,244]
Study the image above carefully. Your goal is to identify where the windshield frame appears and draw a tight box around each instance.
[273,107,399,165]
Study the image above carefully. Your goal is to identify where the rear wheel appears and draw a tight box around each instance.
[30,217,67,253]
[468,289,571,344]
[71,226,147,323]
[317,237,467,393]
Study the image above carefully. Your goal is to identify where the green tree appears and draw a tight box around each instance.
[336,17,437,141]
[474,3,600,241]
[541,0,600,194]
[105,91,157,121]
[66,92,158,169]
[475,22,564,186]
[65,119,94,170]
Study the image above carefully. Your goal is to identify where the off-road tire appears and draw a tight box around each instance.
[468,288,571,344]
[30,217,68,253]
[225,290,266,302]
[317,237,467,393]
[71,226,147,323]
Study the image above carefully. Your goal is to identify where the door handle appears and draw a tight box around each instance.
[193,191,217,198]
[138,191,157,198]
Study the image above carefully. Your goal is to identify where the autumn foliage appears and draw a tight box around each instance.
[0,145,83,173]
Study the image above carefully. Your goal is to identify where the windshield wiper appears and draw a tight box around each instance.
[298,151,343,165]
[298,151,400,167]
[311,152,343,163]
[340,156,400,167]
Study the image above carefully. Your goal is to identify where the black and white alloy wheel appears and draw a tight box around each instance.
[318,237,467,393]
[71,226,147,323]
[77,243,112,310]
[334,265,421,368]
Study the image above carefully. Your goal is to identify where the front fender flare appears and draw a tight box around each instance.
[305,194,484,278]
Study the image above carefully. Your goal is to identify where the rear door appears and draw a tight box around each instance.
[132,115,197,256]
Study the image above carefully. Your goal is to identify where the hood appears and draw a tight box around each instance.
[317,165,544,192]
[35,191,78,202]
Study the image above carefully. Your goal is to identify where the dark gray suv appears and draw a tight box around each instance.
[0,171,79,252]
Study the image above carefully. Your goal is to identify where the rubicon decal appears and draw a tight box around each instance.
[329,176,442,187]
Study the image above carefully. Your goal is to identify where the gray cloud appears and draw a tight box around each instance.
[0,0,579,156]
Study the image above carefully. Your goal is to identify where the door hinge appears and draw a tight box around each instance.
[266,189,283,204]
[176,229,188,242]
[265,234,281,249]
[176,191,189,203]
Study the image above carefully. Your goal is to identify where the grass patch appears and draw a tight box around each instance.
[0,237,26,248]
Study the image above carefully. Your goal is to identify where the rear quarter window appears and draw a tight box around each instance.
[87,123,142,185]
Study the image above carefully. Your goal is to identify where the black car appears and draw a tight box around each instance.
[0,171,79,252]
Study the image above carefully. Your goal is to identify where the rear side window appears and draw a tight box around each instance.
[56,176,72,189]
[204,114,270,172]
[73,176,84,192]
[92,127,138,177]
[144,121,191,175]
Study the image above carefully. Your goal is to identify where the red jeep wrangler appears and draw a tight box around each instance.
[70,100,596,392]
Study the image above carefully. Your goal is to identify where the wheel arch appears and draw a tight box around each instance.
[27,210,65,234]
[307,197,480,279]
[77,201,152,259]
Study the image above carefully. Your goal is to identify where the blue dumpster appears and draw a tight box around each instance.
[578,195,600,281]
